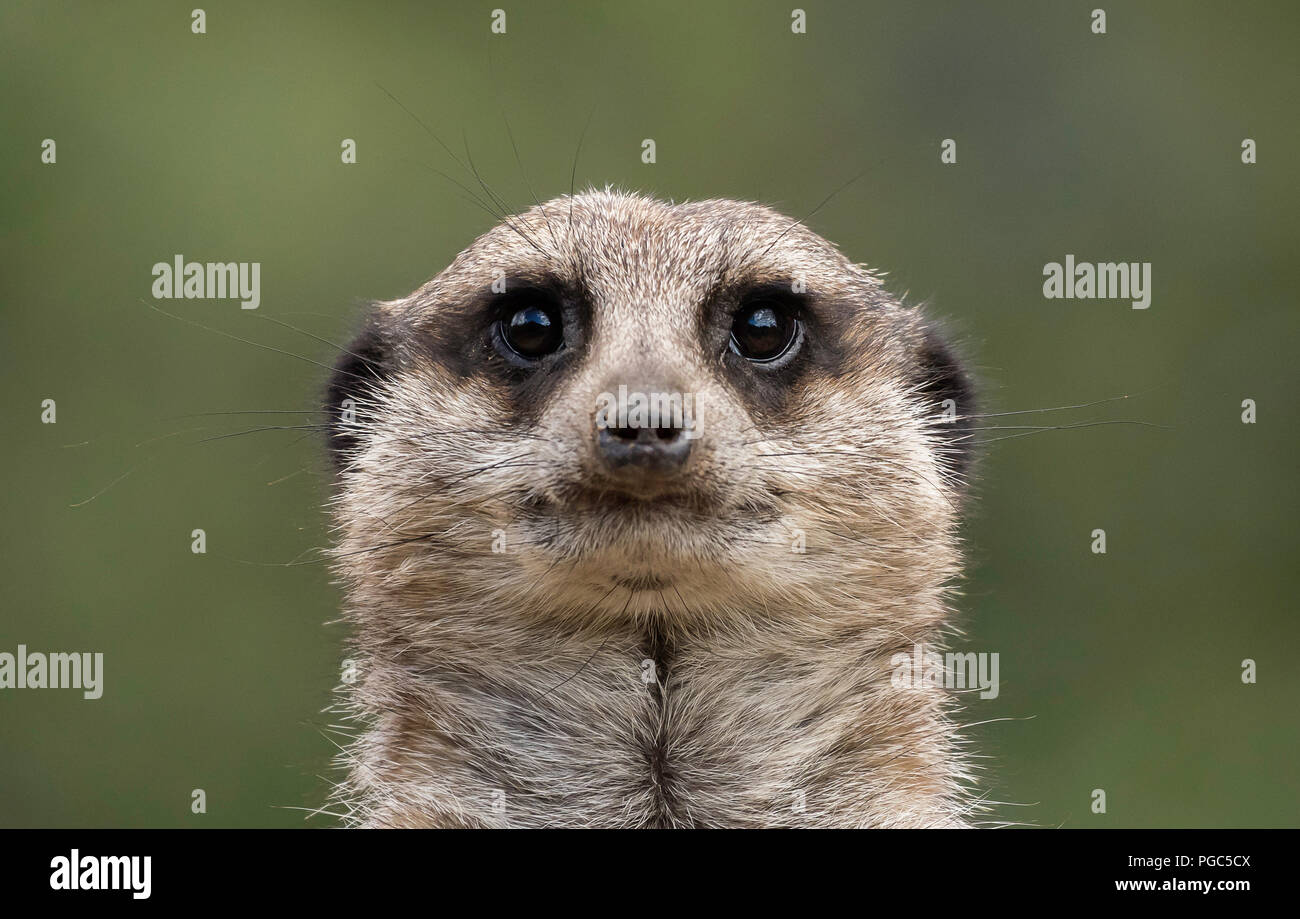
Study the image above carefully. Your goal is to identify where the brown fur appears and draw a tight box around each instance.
[324,189,976,827]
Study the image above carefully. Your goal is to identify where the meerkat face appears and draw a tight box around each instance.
[327,189,971,624]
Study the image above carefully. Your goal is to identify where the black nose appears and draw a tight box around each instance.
[597,423,692,477]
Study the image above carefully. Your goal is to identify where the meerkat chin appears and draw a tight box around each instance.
[323,188,975,828]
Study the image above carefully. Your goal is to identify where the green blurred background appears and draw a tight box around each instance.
[2,1,1296,827]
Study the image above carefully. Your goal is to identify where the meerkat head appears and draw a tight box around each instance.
[325,189,972,631]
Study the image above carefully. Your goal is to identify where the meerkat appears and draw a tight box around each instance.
[323,188,976,827]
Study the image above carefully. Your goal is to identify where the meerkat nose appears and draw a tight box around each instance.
[593,379,695,486]
[598,422,692,473]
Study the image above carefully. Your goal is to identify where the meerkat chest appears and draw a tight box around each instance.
[361,622,897,827]
[453,627,842,827]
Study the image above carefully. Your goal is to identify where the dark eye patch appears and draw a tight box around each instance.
[705,280,847,420]
[707,281,808,346]
[439,275,590,423]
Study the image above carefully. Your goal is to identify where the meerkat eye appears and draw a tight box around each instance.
[501,303,564,358]
[730,300,799,363]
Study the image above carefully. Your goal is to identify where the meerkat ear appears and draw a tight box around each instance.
[324,311,390,470]
[913,323,975,484]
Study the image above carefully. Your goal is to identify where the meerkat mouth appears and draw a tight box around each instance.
[519,482,716,519]
[513,482,785,552]
[611,573,673,592]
